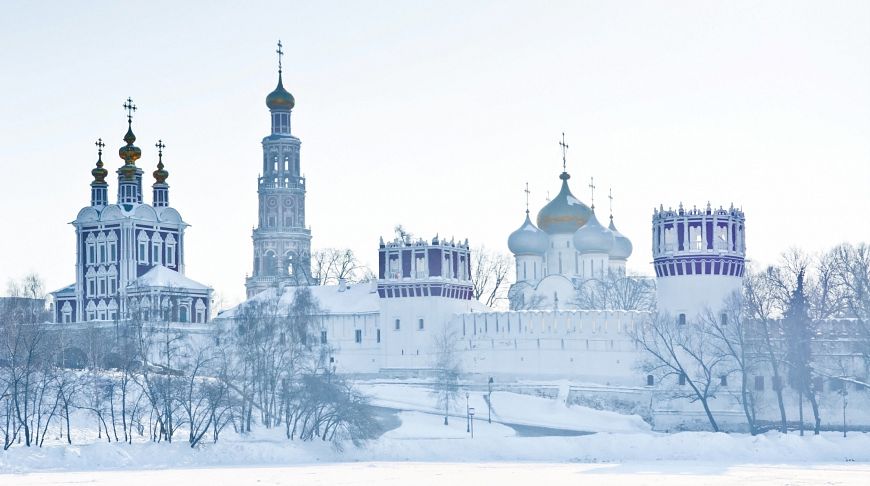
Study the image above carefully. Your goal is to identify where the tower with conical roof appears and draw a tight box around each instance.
[246,41,313,298]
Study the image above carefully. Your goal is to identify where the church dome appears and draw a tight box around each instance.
[508,213,549,256]
[573,211,614,254]
[266,74,295,110]
[536,173,592,234]
[608,217,633,260]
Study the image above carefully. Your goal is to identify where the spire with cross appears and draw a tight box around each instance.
[524,182,531,214]
[152,139,170,205]
[608,187,614,221]
[95,138,105,162]
[588,177,596,212]
[155,140,165,163]
[123,97,137,125]
[276,40,284,75]
[559,132,569,173]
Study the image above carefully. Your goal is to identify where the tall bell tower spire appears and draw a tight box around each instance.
[246,42,313,298]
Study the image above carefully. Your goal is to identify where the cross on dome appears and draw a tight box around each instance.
[559,132,569,173]
[608,187,614,219]
[276,40,284,74]
[588,176,596,211]
[524,182,530,214]
[123,97,137,124]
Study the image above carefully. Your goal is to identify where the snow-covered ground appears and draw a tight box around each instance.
[8,462,870,486]
[2,385,869,483]
[357,381,650,433]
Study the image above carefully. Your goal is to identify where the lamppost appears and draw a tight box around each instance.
[488,376,494,424]
[466,391,470,433]
[469,407,476,438]
[839,387,848,438]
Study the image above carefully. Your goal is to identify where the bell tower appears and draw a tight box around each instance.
[246,41,313,298]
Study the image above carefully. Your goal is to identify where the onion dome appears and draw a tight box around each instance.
[536,172,592,234]
[118,124,141,164]
[573,211,614,254]
[153,140,169,184]
[266,72,295,110]
[91,139,108,183]
[508,213,549,255]
[608,216,633,260]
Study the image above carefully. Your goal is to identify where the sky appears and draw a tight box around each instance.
[1,1,868,307]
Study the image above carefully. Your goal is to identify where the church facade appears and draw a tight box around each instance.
[50,100,212,324]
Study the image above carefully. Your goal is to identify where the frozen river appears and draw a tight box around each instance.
[8,462,870,485]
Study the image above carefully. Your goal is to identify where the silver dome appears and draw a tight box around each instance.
[508,213,549,255]
[608,217,633,260]
[536,173,592,234]
[573,211,614,254]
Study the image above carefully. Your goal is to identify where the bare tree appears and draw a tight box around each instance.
[632,312,728,432]
[470,247,512,308]
[701,292,759,434]
[575,272,656,311]
[311,248,373,286]
[743,267,789,432]
[430,324,462,425]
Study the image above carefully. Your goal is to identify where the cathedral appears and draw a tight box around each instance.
[507,137,634,311]
[245,41,313,298]
[50,100,212,324]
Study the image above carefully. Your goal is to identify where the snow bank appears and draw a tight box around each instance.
[3,422,870,474]
[358,383,650,433]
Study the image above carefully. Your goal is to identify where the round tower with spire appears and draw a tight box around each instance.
[246,40,313,298]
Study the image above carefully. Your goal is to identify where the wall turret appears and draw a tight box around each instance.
[652,202,746,319]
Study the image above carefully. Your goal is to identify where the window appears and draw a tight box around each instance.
[87,244,95,265]
[152,242,161,265]
[99,278,106,296]
[678,313,687,326]
[418,318,424,330]
[320,330,327,344]
[646,375,654,386]
[678,373,687,386]
[720,375,728,386]
[755,376,765,391]
[99,244,107,264]
[138,241,148,264]
[376,329,381,343]
[108,242,117,262]
[720,313,728,326]
[394,319,400,330]
[87,278,96,296]
[355,329,362,344]
[166,244,176,266]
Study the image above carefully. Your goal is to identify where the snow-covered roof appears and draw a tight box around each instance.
[220,282,380,319]
[51,283,76,296]
[131,265,210,291]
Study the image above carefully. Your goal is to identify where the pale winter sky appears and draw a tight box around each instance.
[1,1,868,307]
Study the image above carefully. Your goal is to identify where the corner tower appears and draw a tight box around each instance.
[246,41,313,298]
[653,203,746,319]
